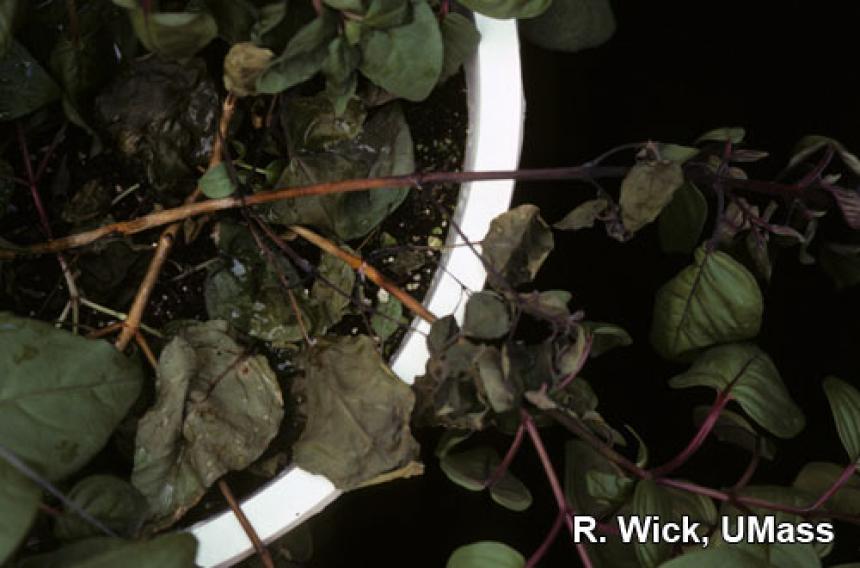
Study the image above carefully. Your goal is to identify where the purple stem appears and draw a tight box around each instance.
[15,124,52,238]
[731,445,760,492]
[803,463,858,512]
[524,511,565,568]
[484,422,525,490]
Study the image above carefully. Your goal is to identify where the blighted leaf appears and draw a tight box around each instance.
[257,11,338,94]
[696,127,746,145]
[482,204,554,288]
[224,42,274,97]
[321,36,360,115]
[0,41,61,121]
[282,94,366,154]
[0,461,39,565]
[312,250,356,328]
[427,314,460,355]
[693,407,776,460]
[820,243,860,290]
[520,289,571,319]
[670,343,805,439]
[123,7,218,60]
[439,13,480,82]
[554,198,609,231]
[18,533,198,568]
[790,135,860,177]
[793,462,860,515]
[358,0,443,101]
[266,102,413,240]
[0,312,143,481]
[519,0,615,52]
[658,548,767,568]
[463,291,511,340]
[54,475,147,541]
[631,480,674,567]
[822,376,860,463]
[293,335,418,488]
[658,182,707,254]
[650,247,763,360]
[459,0,549,18]
[619,160,684,233]
[371,293,404,342]
[582,321,632,357]
[131,321,284,528]
[199,163,237,198]
[446,541,525,568]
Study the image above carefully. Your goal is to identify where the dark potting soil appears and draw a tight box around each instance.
[303,2,860,567]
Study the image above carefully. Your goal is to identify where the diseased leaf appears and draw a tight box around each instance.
[463,291,511,340]
[446,541,525,568]
[554,198,609,231]
[282,94,366,154]
[475,346,515,413]
[822,376,860,463]
[359,0,443,101]
[257,10,338,94]
[619,160,684,233]
[669,343,805,439]
[0,460,39,565]
[293,335,419,489]
[371,293,404,342]
[122,7,218,60]
[131,321,284,528]
[427,314,460,355]
[0,41,61,121]
[199,163,237,198]
[631,480,674,567]
[224,42,274,97]
[0,313,143,481]
[793,462,860,515]
[692,407,776,460]
[658,182,707,254]
[439,13,480,82]
[696,127,746,145]
[54,475,147,541]
[519,0,615,52]
[18,533,198,568]
[312,250,356,328]
[482,204,554,288]
[650,246,763,360]
[321,36,361,115]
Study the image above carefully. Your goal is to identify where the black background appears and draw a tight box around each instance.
[306,2,860,566]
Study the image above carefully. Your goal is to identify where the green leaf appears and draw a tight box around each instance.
[658,182,707,254]
[292,335,419,489]
[439,444,531,511]
[463,291,511,340]
[224,42,275,97]
[321,36,361,115]
[489,471,532,512]
[0,313,143,481]
[822,376,860,463]
[553,198,609,231]
[475,346,515,413]
[199,163,237,198]
[434,430,472,458]
[793,462,860,515]
[257,10,338,94]
[359,0,444,101]
[631,480,674,567]
[458,0,549,18]
[619,160,685,233]
[696,127,746,145]
[585,470,634,504]
[18,533,198,568]
[0,460,39,565]
[650,247,763,360]
[49,28,115,129]
[519,0,615,52]
[131,321,284,529]
[446,541,525,568]
[371,293,404,342]
[54,475,147,541]
[657,143,700,164]
[0,0,18,55]
[582,321,632,357]
[482,204,554,288]
[0,41,61,121]
[564,440,625,516]
[669,343,805,439]
[123,7,218,60]
[658,548,768,568]
[692,407,776,460]
[439,13,480,82]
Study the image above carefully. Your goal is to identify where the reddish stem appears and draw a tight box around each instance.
[803,463,858,512]
[15,125,51,237]
[522,410,569,515]
[524,511,565,568]
[484,422,525,489]
[731,446,760,492]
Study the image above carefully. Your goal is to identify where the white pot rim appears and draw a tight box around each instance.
[189,15,525,567]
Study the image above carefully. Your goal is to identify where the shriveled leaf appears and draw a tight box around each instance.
[312,250,356,328]
[793,462,860,515]
[696,127,745,145]
[0,41,61,121]
[124,8,218,60]
[650,247,763,360]
[282,94,365,154]
[692,407,776,460]
[359,0,443,101]
[427,314,460,355]
[582,321,632,357]
[524,289,571,318]
[823,376,860,463]
[554,198,609,231]
[293,335,419,488]
[18,533,198,568]
[371,293,404,342]
[671,343,804,438]
[463,291,511,340]
[0,313,143,481]
[658,548,768,568]
[132,321,284,528]
[631,480,674,567]
[0,460,39,565]
[257,11,338,94]
[440,13,480,82]
[199,163,237,198]
[820,243,860,290]
[458,0,549,18]
[446,541,525,568]
[658,182,707,254]
[54,475,147,541]
[619,160,684,233]
[482,204,554,288]
[224,42,274,97]
[321,36,360,115]
[519,0,615,52]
